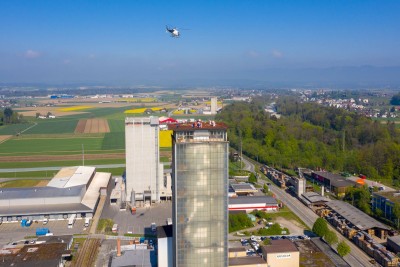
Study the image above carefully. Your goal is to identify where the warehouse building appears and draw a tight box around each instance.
[372,191,400,222]
[229,183,258,196]
[312,171,356,197]
[261,239,299,267]
[229,196,279,212]
[0,166,111,222]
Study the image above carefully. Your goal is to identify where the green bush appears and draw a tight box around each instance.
[337,241,351,257]
[312,218,328,237]
[324,230,338,245]
[256,223,289,236]
[229,214,253,233]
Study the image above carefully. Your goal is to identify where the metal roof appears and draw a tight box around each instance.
[229,257,266,266]
[81,172,110,209]
[261,239,299,254]
[302,192,330,204]
[313,171,355,188]
[0,185,84,200]
[326,200,390,230]
[0,203,92,217]
[111,249,155,267]
[230,183,257,192]
[47,166,96,188]
[229,196,278,205]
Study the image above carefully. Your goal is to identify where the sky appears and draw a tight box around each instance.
[0,0,399,86]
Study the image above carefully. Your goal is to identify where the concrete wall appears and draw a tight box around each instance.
[266,251,299,267]
[125,117,160,204]
[158,237,173,267]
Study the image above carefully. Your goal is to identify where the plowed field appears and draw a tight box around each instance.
[75,119,110,134]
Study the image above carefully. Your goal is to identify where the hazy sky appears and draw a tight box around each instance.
[1,0,399,86]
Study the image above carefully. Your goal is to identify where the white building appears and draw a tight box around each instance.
[125,117,163,206]
[211,97,217,114]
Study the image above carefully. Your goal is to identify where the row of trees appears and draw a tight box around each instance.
[0,107,23,125]
[313,218,350,257]
[216,97,400,186]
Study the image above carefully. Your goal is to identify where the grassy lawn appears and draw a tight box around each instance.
[0,179,43,188]
[0,123,34,135]
[0,136,105,156]
[0,158,124,169]
[268,207,309,229]
[97,218,115,233]
[0,171,55,179]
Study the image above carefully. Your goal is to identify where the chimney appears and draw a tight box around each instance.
[117,238,121,257]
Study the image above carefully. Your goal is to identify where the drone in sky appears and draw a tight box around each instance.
[166,25,189,38]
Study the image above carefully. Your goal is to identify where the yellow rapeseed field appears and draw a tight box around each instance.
[124,107,163,114]
[117,97,157,102]
[205,101,223,105]
[173,110,184,115]
[159,130,172,147]
[58,105,93,112]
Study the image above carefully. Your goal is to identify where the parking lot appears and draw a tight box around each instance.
[101,200,172,235]
[0,219,88,246]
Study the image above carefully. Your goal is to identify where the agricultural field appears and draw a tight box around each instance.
[0,100,178,179]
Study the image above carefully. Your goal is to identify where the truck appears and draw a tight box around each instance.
[36,228,50,236]
[151,222,157,232]
[68,214,76,229]
[131,206,137,215]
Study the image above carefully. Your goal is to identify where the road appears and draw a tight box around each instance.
[0,162,170,174]
[241,156,374,267]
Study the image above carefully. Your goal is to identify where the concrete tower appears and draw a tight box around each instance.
[125,117,162,206]
[210,97,217,115]
[169,121,229,267]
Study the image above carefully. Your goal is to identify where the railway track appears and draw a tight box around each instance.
[73,238,100,267]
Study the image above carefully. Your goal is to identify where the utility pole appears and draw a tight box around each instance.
[82,144,85,166]
[342,130,345,152]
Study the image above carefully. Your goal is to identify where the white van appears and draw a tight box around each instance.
[43,218,49,225]
[84,218,90,227]
[112,224,118,233]
[68,214,76,229]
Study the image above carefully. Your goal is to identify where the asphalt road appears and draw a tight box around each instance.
[241,156,375,267]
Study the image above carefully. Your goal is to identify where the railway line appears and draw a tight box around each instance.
[73,238,101,267]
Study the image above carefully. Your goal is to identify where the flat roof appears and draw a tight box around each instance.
[111,249,155,267]
[373,191,400,204]
[157,225,173,238]
[230,183,257,192]
[261,239,299,254]
[1,242,70,267]
[0,185,84,200]
[229,196,278,205]
[168,121,228,131]
[388,235,400,245]
[81,172,110,209]
[37,235,73,245]
[229,247,246,252]
[313,171,355,187]
[47,166,96,188]
[326,200,390,230]
[229,256,266,266]
[302,192,330,204]
[0,202,92,216]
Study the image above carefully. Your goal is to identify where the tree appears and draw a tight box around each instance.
[324,230,338,246]
[390,93,400,105]
[248,173,257,184]
[393,203,400,229]
[337,241,351,257]
[3,107,13,124]
[263,183,269,193]
[312,218,328,237]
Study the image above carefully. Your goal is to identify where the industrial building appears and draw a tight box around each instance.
[125,117,163,206]
[0,235,73,267]
[157,225,173,267]
[170,121,229,267]
[228,247,267,266]
[312,171,356,197]
[387,235,400,254]
[0,166,110,222]
[372,191,400,222]
[261,239,300,267]
[229,183,258,196]
[301,192,330,208]
[229,196,279,212]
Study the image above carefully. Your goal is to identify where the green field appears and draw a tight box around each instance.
[0,136,105,156]
[0,123,33,135]
[0,158,124,169]
[0,179,42,188]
